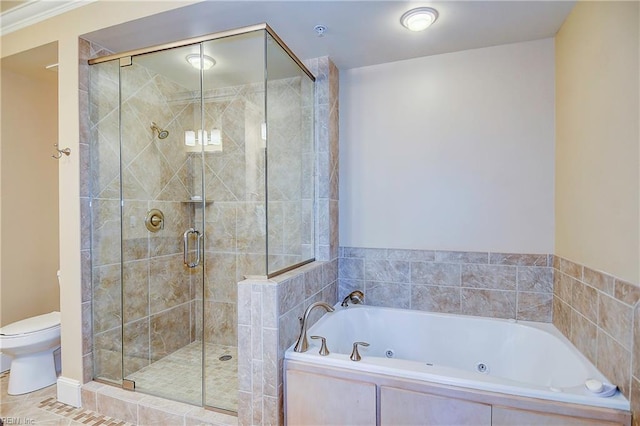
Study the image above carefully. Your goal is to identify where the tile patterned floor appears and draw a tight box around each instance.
[127,342,237,412]
[0,371,133,426]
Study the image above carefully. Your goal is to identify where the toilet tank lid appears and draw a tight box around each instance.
[0,311,60,335]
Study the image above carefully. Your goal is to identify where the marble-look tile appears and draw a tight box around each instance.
[238,325,252,393]
[205,253,238,303]
[323,258,338,283]
[552,296,571,338]
[364,282,411,309]
[516,267,553,293]
[596,330,631,398]
[387,249,435,262]
[252,361,263,425]
[598,294,633,350]
[461,265,516,291]
[122,259,149,323]
[80,383,101,412]
[96,388,142,424]
[411,285,460,314]
[238,391,252,426]
[569,310,597,365]
[338,278,362,301]
[461,289,516,319]
[572,280,598,323]
[339,257,364,280]
[278,303,304,353]
[558,257,582,280]
[434,250,488,264]
[138,400,188,426]
[82,302,93,355]
[489,253,548,266]
[262,284,278,329]
[149,255,190,313]
[411,262,461,286]
[278,274,305,315]
[263,328,278,398]
[364,259,410,283]
[205,301,238,347]
[81,249,92,303]
[92,263,122,333]
[615,279,640,306]
[237,282,252,326]
[555,272,575,303]
[583,267,615,295]
[263,395,279,426]
[123,319,150,376]
[80,197,92,250]
[341,247,387,259]
[304,264,324,298]
[150,304,191,361]
[516,292,552,322]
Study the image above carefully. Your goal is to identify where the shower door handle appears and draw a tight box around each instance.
[183,228,202,268]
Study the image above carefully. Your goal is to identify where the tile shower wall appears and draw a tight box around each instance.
[88,44,200,381]
[552,256,640,424]
[236,57,340,426]
[339,247,554,321]
[79,38,93,384]
[238,260,338,426]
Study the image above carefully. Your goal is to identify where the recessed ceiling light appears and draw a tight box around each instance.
[400,7,439,32]
[186,54,216,70]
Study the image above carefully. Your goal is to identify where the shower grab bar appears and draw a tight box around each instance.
[183,228,202,268]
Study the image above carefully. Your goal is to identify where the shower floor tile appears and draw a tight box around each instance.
[127,342,237,412]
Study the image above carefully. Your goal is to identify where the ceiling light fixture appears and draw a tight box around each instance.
[400,7,439,32]
[185,54,216,70]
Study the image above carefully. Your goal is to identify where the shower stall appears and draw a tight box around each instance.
[88,25,315,412]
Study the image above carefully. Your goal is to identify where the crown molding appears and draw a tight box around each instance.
[1,0,97,37]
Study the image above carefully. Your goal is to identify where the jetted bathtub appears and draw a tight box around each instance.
[285,305,630,421]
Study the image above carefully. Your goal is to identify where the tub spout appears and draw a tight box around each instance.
[341,290,365,307]
[294,302,335,353]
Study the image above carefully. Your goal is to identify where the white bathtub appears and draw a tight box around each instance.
[285,305,630,411]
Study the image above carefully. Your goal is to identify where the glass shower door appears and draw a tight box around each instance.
[119,44,205,406]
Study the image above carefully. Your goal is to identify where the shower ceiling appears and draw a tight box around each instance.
[80,1,575,70]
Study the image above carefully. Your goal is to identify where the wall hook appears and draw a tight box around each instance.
[52,143,71,159]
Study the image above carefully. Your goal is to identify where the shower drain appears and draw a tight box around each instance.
[219,355,232,361]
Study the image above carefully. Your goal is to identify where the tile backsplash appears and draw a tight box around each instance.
[552,255,640,405]
[338,247,553,322]
[339,248,640,424]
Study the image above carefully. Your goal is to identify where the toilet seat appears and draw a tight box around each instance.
[0,312,60,336]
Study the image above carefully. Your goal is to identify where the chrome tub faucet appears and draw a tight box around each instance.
[294,302,335,353]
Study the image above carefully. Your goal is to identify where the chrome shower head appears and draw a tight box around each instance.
[150,122,169,139]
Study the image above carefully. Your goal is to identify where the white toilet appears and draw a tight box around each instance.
[0,311,61,395]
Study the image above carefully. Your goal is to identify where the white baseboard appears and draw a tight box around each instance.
[0,353,11,372]
[57,376,82,407]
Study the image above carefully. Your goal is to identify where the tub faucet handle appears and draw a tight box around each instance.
[311,335,330,356]
[350,341,369,361]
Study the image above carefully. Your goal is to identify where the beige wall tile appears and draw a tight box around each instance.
[517,292,552,322]
[599,294,633,350]
[569,310,597,365]
[597,330,631,398]
[411,285,460,314]
[461,289,516,319]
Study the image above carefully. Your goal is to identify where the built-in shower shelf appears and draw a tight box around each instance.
[182,200,213,205]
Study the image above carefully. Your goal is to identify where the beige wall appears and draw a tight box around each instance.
[0,0,198,384]
[555,1,640,284]
[0,67,59,326]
